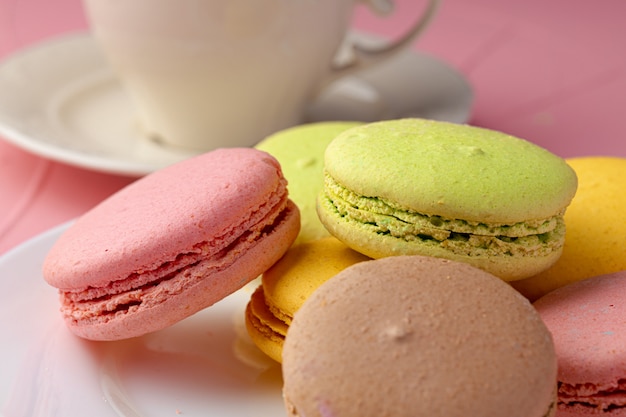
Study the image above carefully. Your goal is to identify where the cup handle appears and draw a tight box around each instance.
[328,0,441,81]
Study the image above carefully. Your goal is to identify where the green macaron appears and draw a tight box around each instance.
[256,121,362,244]
[317,118,578,281]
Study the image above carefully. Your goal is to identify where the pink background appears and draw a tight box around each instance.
[1,0,625,254]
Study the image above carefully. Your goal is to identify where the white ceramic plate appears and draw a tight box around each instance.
[0,32,473,177]
[0,223,286,417]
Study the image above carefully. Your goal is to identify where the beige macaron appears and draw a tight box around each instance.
[282,255,557,417]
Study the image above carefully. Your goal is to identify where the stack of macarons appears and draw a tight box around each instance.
[245,118,578,360]
[42,117,595,417]
[278,123,626,417]
[252,120,626,417]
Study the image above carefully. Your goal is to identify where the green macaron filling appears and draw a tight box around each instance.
[322,173,566,258]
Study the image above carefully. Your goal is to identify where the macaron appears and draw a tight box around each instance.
[534,270,626,416]
[513,157,626,300]
[43,148,300,341]
[255,121,361,244]
[245,237,370,362]
[282,255,557,417]
[317,118,578,281]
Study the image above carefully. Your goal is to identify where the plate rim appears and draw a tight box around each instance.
[0,220,286,417]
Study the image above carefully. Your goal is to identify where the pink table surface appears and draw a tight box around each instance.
[1,0,625,255]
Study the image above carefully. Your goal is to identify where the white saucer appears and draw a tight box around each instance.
[0,223,286,416]
[0,33,473,177]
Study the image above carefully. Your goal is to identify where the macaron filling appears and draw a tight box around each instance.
[247,285,289,338]
[58,184,292,324]
[322,173,566,258]
[558,381,626,413]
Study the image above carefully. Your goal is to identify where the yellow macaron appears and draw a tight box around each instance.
[513,157,626,300]
[245,237,370,362]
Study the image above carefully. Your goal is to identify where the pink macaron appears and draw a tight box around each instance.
[534,270,626,416]
[43,148,300,341]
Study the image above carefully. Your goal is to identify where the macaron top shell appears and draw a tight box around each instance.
[44,148,288,289]
[324,118,577,223]
[282,256,557,417]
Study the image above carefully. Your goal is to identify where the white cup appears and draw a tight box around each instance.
[83,0,440,151]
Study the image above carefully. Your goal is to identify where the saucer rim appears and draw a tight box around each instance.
[0,32,473,177]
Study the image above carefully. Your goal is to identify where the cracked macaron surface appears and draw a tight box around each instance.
[43,148,299,340]
[317,118,578,281]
